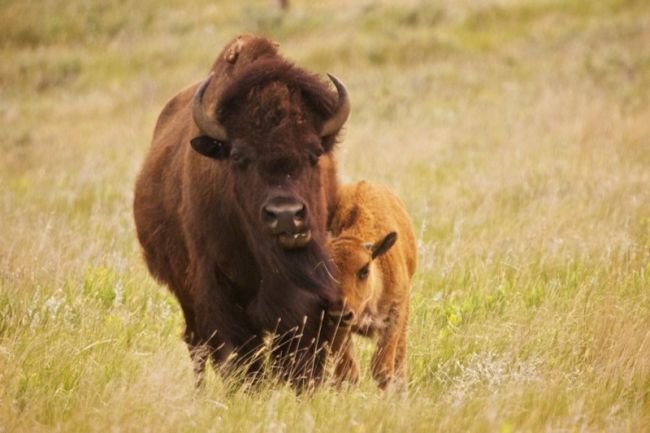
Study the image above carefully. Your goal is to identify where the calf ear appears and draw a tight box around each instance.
[190,136,230,159]
[371,231,397,259]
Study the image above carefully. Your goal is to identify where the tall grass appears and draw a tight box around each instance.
[1,0,649,431]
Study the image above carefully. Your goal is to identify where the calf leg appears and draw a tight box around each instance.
[371,303,404,389]
[393,303,409,389]
[329,326,359,385]
[334,346,359,385]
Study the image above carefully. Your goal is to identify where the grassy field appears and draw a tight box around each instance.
[1,0,650,431]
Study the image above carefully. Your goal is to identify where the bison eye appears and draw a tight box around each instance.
[356,264,370,280]
[309,148,324,166]
[231,150,250,170]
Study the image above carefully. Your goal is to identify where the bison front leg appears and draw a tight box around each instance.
[245,284,333,390]
[170,281,210,387]
[181,314,209,387]
[191,263,264,381]
[186,331,210,388]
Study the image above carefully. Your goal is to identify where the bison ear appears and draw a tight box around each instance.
[371,231,397,259]
[190,136,230,160]
[321,136,337,153]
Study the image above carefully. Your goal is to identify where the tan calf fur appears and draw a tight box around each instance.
[328,181,417,389]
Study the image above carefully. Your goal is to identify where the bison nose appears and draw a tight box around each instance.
[262,199,307,234]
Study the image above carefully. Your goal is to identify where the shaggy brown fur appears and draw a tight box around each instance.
[328,181,417,389]
[133,35,347,388]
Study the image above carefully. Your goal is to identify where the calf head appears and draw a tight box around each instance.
[329,232,397,327]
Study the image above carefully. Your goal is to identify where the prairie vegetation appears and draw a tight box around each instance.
[1,0,649,431]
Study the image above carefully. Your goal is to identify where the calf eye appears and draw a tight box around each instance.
[356,264,370,280]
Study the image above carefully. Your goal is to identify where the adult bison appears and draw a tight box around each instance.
[133,35,350,388]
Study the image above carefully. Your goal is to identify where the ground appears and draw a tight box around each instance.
[1,0,649,431]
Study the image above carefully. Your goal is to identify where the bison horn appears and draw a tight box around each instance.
[320,74,350,138]
[192,72,229,142]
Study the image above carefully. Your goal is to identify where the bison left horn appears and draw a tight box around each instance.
[192,72,229,142]
[320,74,350,138]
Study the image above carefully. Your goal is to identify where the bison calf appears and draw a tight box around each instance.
[328,181,417,389]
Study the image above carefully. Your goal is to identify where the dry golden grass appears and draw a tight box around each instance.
[1,0,649,431]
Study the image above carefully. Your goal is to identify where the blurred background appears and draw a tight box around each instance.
[1,1,649,431]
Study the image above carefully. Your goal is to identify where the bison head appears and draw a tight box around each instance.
[190,62,349,252]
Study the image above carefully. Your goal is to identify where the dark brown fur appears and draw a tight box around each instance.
[133,35,344,388]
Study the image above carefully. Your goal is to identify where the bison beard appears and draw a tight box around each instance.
[133,35,348,389]
[246,240,337,385]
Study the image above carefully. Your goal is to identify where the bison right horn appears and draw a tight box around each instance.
[320,74,350,138]
[192,72,229,142]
